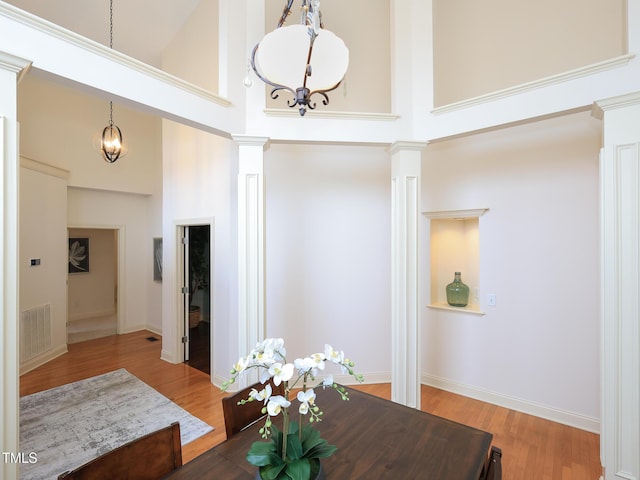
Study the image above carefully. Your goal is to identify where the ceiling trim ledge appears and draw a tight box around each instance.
[432,54,636,115]
[263,108,400,121]
[0,2,230,107]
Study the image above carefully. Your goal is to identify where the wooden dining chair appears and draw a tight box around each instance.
[222,380,284,438]
[57,422,182,480]
[481,445,502,480]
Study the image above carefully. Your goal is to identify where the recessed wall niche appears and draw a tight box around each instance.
[424,209,488,314]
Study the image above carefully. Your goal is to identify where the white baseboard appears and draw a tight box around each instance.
[212,371,392,393]
[160,349,178,364]
[144,325,162,336]
[67,308,116,322]
[335,370,391,386]
[119,324,147,335]
[421,373,600,433]
[20,344,68,375]
[211,373,229,389]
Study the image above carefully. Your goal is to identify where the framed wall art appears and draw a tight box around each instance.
[153,237,163,282]
[68,237,89,274]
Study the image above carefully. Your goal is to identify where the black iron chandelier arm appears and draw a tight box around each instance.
[278,0,295,28]
[250,43,296,96]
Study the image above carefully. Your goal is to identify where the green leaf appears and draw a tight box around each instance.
[300,426,322,455]
[283,458,310,480]
[298,425,337,459]
[259,463,287,480]
[288,420,300,435]
[309,443,337,459]
[271,425,283,457]
[247,441,280,467]
[286,432,304,460]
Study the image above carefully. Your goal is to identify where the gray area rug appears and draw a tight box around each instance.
[20,368,213,480]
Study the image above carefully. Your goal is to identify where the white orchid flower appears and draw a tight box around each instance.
[266,395,290,416]
[259,368,272,384]
[310,353,326,369]
[294,357,312,373]
[323,374,334,387]
[233,355,249,374]
[269,362,294,386]
[253,338,286,365]
[324,344,344,364]
[249,383,272,404]
[296,389,316,415]
[255,348,276,366]
[295,353,327,375]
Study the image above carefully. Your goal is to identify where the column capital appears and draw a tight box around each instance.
[231,134,270,150]
[592,91,640,119]
[388,141,428,156]
[0,51,32,83]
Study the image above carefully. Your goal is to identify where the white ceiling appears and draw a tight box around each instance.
[4,0,203,67]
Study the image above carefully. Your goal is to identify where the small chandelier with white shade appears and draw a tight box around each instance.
[249,0,349,116]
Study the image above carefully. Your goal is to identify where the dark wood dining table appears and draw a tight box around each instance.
[164,386,493,480]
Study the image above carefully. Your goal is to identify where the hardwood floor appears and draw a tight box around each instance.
[20,331,602,479]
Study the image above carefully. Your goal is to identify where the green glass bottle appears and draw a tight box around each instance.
[446,272,469,307]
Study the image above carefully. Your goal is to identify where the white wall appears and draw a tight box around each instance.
[265,144,392,381]
[18,75,163,337]
[67,228,116,321]
[18,76,161,195]
[161,120,236,379]
[421,111,601,430]
[19,162,68,372]
[67,188,155,333]
[161,0,219,93]
[433,0,625,105]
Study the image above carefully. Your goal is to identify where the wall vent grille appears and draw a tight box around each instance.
[20,304,52,362]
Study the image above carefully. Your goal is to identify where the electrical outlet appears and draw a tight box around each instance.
[487,294,497,306]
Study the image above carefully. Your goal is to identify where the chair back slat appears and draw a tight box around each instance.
[58,422,182,480]
[222,380,284,438]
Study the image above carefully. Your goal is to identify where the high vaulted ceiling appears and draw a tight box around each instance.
[4,0,202,67]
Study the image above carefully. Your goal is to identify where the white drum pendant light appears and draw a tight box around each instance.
[250,0,349,116]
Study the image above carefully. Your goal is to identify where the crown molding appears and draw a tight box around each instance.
[20,156,70,180]
[263,108,400,121]
[0,2,231,107]
[423,208,489,219]
[432,54,636,115]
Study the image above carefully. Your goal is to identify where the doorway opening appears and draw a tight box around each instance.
[67,227,119,343]
[181,224,211,375]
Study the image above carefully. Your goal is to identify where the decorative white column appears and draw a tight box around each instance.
[390,141,425,409]
[593,92,640,480]
[233,135,269,386]
[0,51,31,480]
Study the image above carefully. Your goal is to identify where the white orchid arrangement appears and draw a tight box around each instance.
[222,338,364,480]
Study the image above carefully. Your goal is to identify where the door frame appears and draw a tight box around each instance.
[67,224,125,335]
[175,218,214,371]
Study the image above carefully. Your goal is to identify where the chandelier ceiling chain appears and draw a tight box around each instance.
[250,0,349,116]
[96,0,125,163]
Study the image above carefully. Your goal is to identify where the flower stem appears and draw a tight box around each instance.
[300,374,308,444]
[282,382,289,461]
